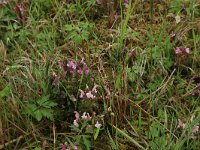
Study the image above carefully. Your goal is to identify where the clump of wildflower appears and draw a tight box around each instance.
[73,111,80,127]
[175,47,190,54]
[79,84,98,99]
[81,112,92,120]
[61,142,78,150]
[61,59,89,77]
[67,60,77,70]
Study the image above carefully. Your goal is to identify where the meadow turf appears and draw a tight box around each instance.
[0,0,200,149]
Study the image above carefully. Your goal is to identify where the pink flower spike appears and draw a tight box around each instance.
[177,119,185,129]
[87,113,92,120]
[95,121,102,128]
[192,125,199,133]
[79,89,85,98]
[86,91,95,99]
[73,119,79,127]
[81,112,88,120]
[67,60,77,70]
[77,68,83,75]
[74,111,80,120]
[175,47,181,54]
[84,67,89,75]
[185,48,190,54]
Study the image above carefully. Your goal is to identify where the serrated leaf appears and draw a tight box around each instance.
[83,135,91,150]
[40,108,54,120]
[43,101,57,108]
[34,110,43,121]
[36,95,50,106]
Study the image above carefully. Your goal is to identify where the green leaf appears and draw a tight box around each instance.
[40,108,54,120]
[42,101,57,108]
[94,128,100,140]
[34,110,43,121]
[64,24,74,31]
[36,95,50,106]
[83,135,91,150]
[0,85,10,98]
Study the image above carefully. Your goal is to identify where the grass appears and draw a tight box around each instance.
[0,0,200,149]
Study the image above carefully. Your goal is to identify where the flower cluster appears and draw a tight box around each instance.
[175,47,190,54]
[58,59,89,77]
[79,85,98,99]
[73,111,102,129]
[61,142,78,150]
[66,60,89,77]
[177,115,199,139]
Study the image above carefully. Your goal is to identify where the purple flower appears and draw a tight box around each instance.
[79,89,85,98]
[67,60,77,70]
[185,48,190,54]
[84,67,89,75]
[175,47,181,54]
[77,68,83,75]
[74,111,80,120]
[86,91,95,99]
[192,125,199,133]
[81,112,92,120]
[124,0,129,7]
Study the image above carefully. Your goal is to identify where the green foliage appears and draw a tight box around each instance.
[63,21,94,45]
[23,95,57,121]
[0,85,10,98]
[147,122,176,150]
